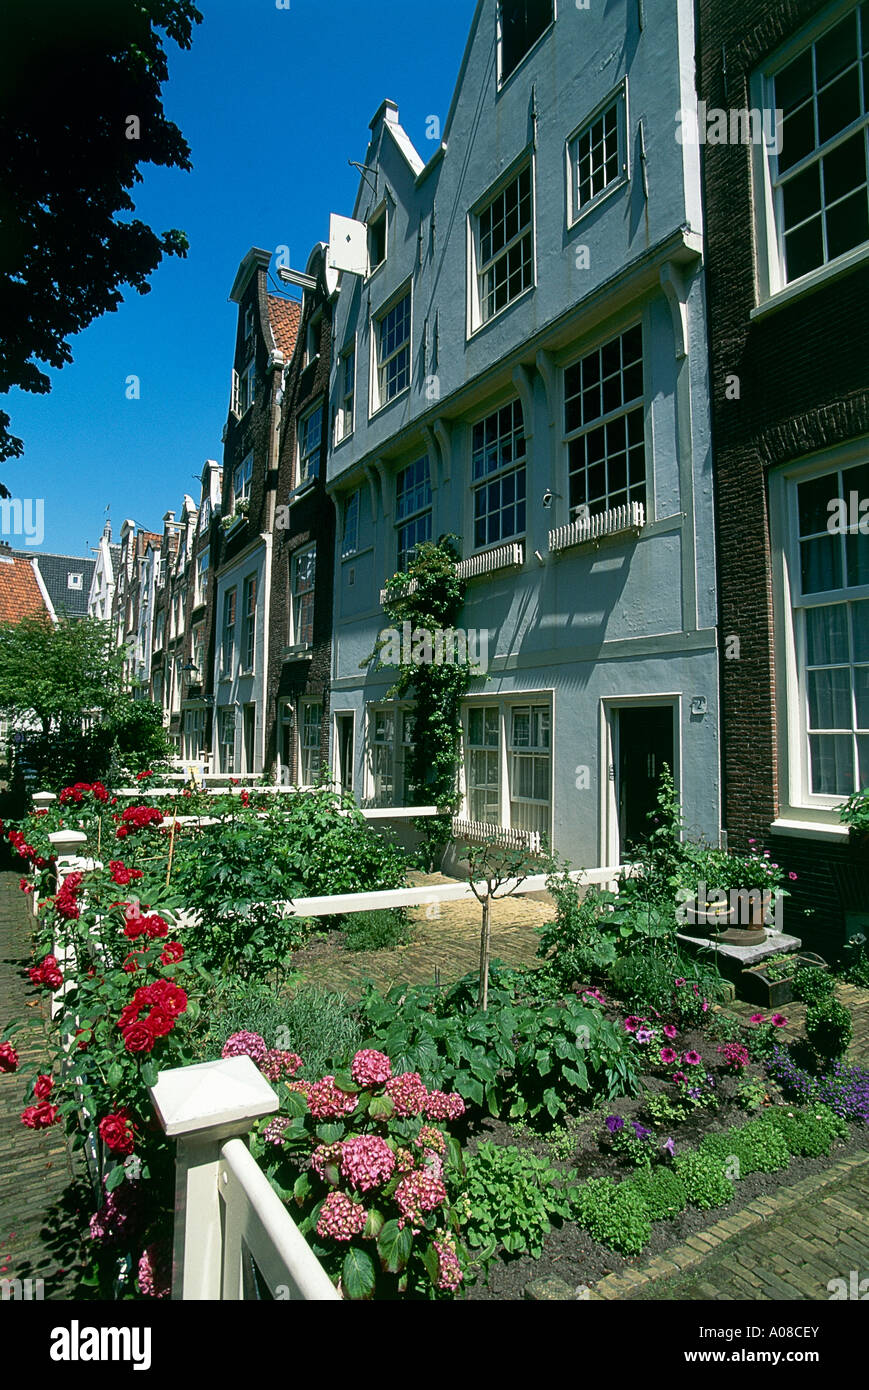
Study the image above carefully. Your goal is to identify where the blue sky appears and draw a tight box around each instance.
[7,0,473,556]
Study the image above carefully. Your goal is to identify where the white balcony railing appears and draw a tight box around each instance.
[451,817,543,854]
[548,501,645,555]
[380,541,524,605]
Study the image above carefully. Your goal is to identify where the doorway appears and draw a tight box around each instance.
[615,705,675,856]
[243,704,256,774]
[335,714,354,794]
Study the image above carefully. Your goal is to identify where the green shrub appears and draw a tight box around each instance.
[627,1167,688,1222]
[341,908,412,952]
[537,873,620,983]
[805,997,852,1061]
[464,1142,575,1260]
[735,1076,768,1111]
[574,1176,651,1255]
[674,1151,735,1210]
[760,1104,848,1157]
[699,1120,790,1177]
[792,966,835,1005]
[608,950,725,1024]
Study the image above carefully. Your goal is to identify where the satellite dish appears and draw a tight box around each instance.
[329,213,368,278]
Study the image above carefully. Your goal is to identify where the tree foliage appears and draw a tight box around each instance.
[0,615,124,733]
[0,0,202,479]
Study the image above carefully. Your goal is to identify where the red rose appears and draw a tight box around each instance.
[74,1028,90,1052]
[160,943,184,965]
[98,1110,135,1155]
[123,918,146,940]
[0,1041,19,1073]
[146,1008,174,1038]
[117,1002,142,1030]
[116,826,129,839]
[161,984,188,1018]
[144,915,169,940]
[122,953,144,974]
[33,1074,53,1100]
[21,1102,60,1129]
[122,1021,156,1054]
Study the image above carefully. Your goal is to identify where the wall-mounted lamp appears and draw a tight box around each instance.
[542,490,563,510]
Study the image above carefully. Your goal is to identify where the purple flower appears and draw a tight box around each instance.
[684,1050,702,1066]
[663,1024,678,1040]
[605,1114,624,1134]
[660,1047,678,1065]
[771,1014,788,1028]
[623,1016,641,1033]
[631,1121,652,1139]
[788,872,798,881]
[687,1086,701,1100]
[662,1137,675,1157]
[635,1029,653,1044]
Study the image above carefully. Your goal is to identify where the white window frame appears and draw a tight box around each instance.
[298,700,323,787]
[366,203,388,277]
[769,440,869,818]
[194,550,209,608]
[234,452,253,504]
[342,489,360,559]
[191,620,205,679]
[496,0,556,89]
[752,0,869,307]
[240,361,257,415]
[335,341,356,444]
[297,402,324,487]
[183,706,206,762]
[460,696,553,840]
[468,156,536,336]
[241,573,257,673]
[290,545,316,649]
[562,320,647,521]
[371,284,412,415]
[218,707,236,775]
[221,587,237,678]
[566,80,630,226]
[366,704,416,807]
[395,456,433,573]
[470,398,528,550]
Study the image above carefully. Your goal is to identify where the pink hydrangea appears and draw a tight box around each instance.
[311,1142,344,1181]
[395,1169,447,1229]
[385,1072,429,1118]
[340,1134,396,1192]
[350,1049,392,1087]
[260,1050,303,1082]
[262,1117,292,1147]
[315,1191,368,1242]
[433,1234,463,1292]
[221,1031,267,1065]
[307,1075,359,1120]
[425,1090,465,1121]
[415,1124,446,1155]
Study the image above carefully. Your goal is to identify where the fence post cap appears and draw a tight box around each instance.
[48,829,88,851]
[32,791,58,805]
[149,1056,278,1139]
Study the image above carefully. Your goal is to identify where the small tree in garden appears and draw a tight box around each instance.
[465,842,537,1010]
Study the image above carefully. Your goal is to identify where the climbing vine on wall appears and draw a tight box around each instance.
[362,538,487,862]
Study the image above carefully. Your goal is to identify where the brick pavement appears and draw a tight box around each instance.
[0,872,85,1299]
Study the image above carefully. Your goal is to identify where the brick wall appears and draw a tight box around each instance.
[699,0,869,957]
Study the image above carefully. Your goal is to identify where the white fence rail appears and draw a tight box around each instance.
[451,817,542,853]
[549,500,645,554]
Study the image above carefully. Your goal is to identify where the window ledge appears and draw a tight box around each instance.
[751,244,869,321]
[549,501,645,554]
[568,173,628,230]
[282,643,313,662]
[288,480,316,506]
[468,284,535,342]
[769,817,850,842]
[369,386,410,420]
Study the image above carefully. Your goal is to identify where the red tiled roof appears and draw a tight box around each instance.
[0,552,51,624]
[267,295,302,362]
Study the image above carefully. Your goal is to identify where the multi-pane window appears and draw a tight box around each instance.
[475,166,534,325]
[234,452,253,504]
[343,490,360,558]
[298,404,323,486]
[771,5,869,285]
[569,91,627,218]
[472,400,527,548]
[240,362,256,414]
[376,291,411,407]
[183,707,206,761]
[199,498,211,534]
[395,457,432,572]
[299,702,322,785]
[194,550,209,607]
[191,621,205,679]
[792,461,869,796]
[509,704,551,835]
[466,706,501,824]
[242,574,257,671]
[498,0,553,84]
[337,346,355,441]
[219,709,235,774]
[398,711,416,804]
[221,588,236,676]
[370,709,395,805]
[291,546,316,647]
[564,325,645,518]
[243,305,256,345]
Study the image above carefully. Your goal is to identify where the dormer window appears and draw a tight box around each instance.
[244,304,256,344]
[367,205,388,274]
[498,0,554,86]
[68,573,83,590]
